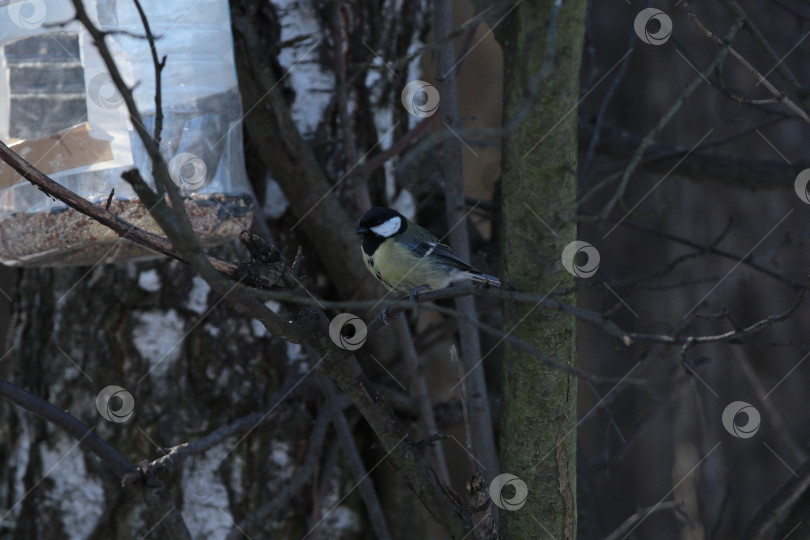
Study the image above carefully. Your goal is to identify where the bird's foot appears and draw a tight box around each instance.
[408,285,430,303]
[380,307,399,326]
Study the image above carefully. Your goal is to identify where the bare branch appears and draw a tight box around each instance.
[578,117,809,192]
[0,378,135,477]
[145,372,311,475]
[743,458,810,539]
[0,378,192,539]
[598,15,745,220]
[319,376,393,540]
[689,11,810,123]
[432,0,499,486]
[397,318,451,485]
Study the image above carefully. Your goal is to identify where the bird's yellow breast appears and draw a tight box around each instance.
[362,239,452,294]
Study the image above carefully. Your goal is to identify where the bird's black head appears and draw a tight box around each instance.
[355,207,407,239]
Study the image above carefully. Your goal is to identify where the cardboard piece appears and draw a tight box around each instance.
[0,122,113,190]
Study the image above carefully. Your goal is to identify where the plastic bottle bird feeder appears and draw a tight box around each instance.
[0,0,254,266]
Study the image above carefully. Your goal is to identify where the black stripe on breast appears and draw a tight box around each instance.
[362,234,385,256]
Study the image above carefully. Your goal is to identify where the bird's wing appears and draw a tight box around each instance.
[401,238,475,273]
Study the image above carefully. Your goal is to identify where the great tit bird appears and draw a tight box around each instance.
[355,206,500,295]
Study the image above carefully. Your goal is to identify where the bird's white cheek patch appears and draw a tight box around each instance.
[371,216,401,237]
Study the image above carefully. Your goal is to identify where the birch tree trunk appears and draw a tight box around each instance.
[0,252,346,539]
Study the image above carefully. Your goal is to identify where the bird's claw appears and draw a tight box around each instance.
[408,285,430,303]
[380,307,398,326]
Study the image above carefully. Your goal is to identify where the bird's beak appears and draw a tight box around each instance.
[355,226,369,235]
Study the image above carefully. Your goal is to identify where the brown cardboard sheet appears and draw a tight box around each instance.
[0,123,113,190]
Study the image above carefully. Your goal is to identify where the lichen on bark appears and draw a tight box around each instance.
[496,0,586,537]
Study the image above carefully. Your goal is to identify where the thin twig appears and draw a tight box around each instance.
[146,372,310,475]
[450,345,477,475]
[718,0,810,112]
[131,0,166,148]
[581,12,637,184]
[330,4,368,211]
[226,407,331,540]
[578,116,808,192]
[603,215,803,290]
[598,15,745,220]
[397,318,451,485]
[688,11,810,123]
[432,0,499,487]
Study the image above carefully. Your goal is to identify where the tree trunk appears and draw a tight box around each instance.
[497,0,586,537]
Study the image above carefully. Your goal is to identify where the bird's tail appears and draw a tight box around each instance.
[470,271,501,288]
